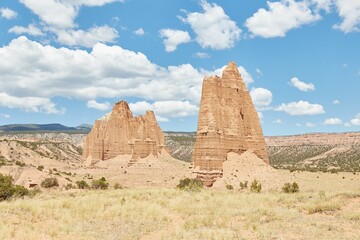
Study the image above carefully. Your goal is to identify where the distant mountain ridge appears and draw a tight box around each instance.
[0,123,92,133]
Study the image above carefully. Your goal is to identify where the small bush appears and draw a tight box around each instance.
[92,177,109,190]
[40,177,59,188]
[0,173,30,201]
[240,181,248,190]
[282,182,300,193]
[65,183,75,190]
[114,183,123,189]
[177,178,203,191]
[15,161,26,167]
[226,184,234,190]
[250,179,262,193]
[76,180,90,189]
[37,165,44,171]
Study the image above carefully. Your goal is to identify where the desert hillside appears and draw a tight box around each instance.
[2,131,360,172]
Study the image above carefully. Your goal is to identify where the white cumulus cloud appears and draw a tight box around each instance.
[273,119,283,124]
[245,0,321,38]
[193,52,211,59]
[250,88,273,108]
[290,77,315,91]
[129,101,199,119]
[333,0,360,33]
[276,100,325,115]
[9,24,44,36]
[324,118,342,125]
[56,26,118,47]
[0,92,64,114]
[159,29,191,52]
[333,99,340,104]
[87,100,111,111]
[134,28,145,36]
[350,113,360,125]
[306,122,316,127]
[0,8,17,19]
[181,0,241,49]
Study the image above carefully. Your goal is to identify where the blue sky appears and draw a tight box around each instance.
[0,0,359,136]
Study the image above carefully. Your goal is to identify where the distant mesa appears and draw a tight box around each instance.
[83,100,168,165]
[192,61,269,187]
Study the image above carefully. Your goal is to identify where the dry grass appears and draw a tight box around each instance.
[1,188,360,240]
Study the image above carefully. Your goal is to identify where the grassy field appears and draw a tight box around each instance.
[1,188,360,240]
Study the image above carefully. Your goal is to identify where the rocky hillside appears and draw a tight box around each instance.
[166,131,360,172]
[266,132,360,172]
[1,131,360,172]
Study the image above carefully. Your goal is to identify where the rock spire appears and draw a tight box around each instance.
[83,101,167,165]
[192,62,269,186]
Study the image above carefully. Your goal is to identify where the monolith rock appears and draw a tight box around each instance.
[192,61,269,187]
[83,101,167,165]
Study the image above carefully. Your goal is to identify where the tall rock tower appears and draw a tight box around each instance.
[83,100,167,165]
[192,62,269,186]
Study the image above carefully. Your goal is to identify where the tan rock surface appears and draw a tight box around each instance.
[83,101,167,165]
[192,62,269,186]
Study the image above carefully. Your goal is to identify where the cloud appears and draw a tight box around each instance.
[155,116,169,122]
[311,0,333,13]
[275,100,325,115]
[255,68,263,77]
[133,28,145,36]
[0,92,64,114]
[19,0,124,29]
[9,24,44,36]
[306,122,316,127]
[290,77,315,91]
[87,100,111,111]
[159,29,191,52]
[181,0,241,49]
[333,99,340,104]
[258,112,264,119]
[20,0,78,29]
[0,37,259,118]
[0,114,10,119]
[0,8,17,19]
[350,113,360,125]
[250,88,273,108]
[333,0,360,33]
[56,26,118,47]
[193,52,211,59]
[245,0,321,38]
[324,118,342,125]
[129,101,199,118]
[273,119,282,124]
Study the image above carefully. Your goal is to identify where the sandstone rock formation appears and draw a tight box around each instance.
[192,62,269,186]
[83,101,167,165]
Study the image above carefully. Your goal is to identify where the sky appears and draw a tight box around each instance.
[0,0,359,136]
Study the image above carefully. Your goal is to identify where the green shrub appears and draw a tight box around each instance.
[177,178,203,191]
[40,177,59,188]
[0,173,30,201]
[12,185,29,197]
[226,184,234,190]
[37,165,44,171]
[65,183,75,190]
[282,182,300,193]
[76,180,90,189]
[92,177,109,190]
[15,161,26,167]
[250,179,262,193]
[239,181,248,190]
[114,183,123,189]
[0,174,14,200]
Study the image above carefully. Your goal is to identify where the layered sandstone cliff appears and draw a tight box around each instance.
[192,62,269,186]
[83,101,166,165]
